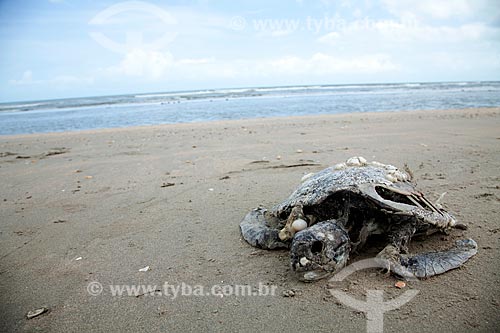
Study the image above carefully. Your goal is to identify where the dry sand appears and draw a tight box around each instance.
[1,108,499,332]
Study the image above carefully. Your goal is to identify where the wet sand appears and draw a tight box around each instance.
[1,107,499,332]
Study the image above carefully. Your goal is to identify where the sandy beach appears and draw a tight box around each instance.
[1,107,499,332]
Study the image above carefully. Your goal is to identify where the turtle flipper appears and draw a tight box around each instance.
[378,239,477,279]
[240,208,289,249]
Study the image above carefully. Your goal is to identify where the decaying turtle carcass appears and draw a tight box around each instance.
[240,157,477,281]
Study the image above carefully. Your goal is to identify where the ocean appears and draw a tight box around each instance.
[1,81,499,135]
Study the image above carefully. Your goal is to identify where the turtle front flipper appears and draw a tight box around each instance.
[377,238,478,279]
[240,208,289,249]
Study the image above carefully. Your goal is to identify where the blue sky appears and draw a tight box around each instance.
[0,0,499,102]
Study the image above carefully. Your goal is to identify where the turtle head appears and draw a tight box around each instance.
[290,221,351,282]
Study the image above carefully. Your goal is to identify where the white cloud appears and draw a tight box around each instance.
[99,50,399,83]
[9,70,93,86]
[317,31,340,44]
[373,21,498,43]
[102,50,232,80]
[51,75,94,85]
[313,13,500,78]
[382,0,500,21]
[9,70,33,85]
[208,53,398,78]
[104,49,174,78]
[177,58,214,65]
[261,53,399,75]
[382,0,469,20]
[317,18,500,45]
[271,29,294,37]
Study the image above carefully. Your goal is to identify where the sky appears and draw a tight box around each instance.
[0,0,499,102]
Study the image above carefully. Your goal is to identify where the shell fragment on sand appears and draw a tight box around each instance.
[27,307,48,319]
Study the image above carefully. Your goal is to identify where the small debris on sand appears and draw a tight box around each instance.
[27,307,49,319]
[44,148,69,157]
[0,152,17,157]
[161,182,175,188]
[16,148,70,160]
[395,281,406,289]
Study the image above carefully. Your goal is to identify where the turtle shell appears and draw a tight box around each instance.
[271,162,456,230]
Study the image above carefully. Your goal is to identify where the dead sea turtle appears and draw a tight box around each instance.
[240,157,477,282]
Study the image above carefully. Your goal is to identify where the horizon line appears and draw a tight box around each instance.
[1,79,498,105]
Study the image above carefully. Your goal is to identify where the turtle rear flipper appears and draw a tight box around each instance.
[240,208,289,249]
[379,239,477,279]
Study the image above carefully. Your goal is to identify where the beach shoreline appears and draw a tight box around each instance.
[1,107,499,332]
[2,80,500,136]
[2,106,500,139]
